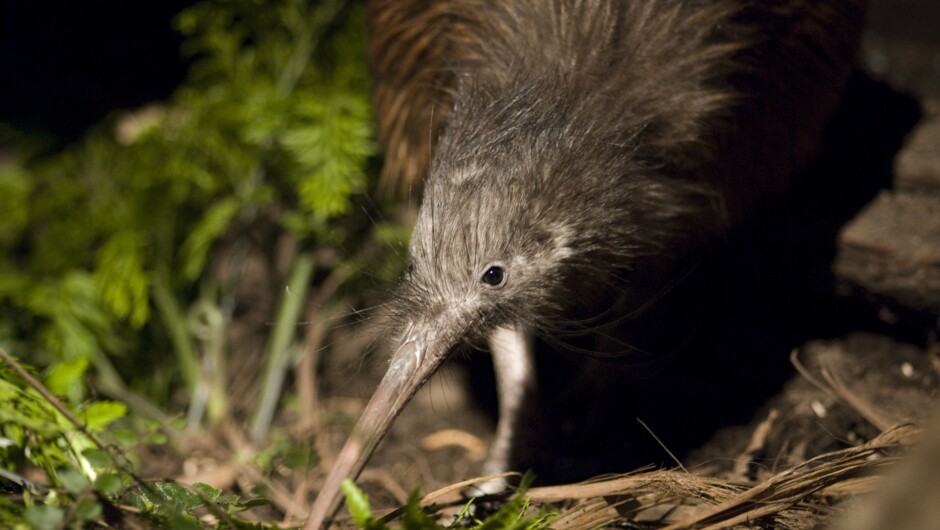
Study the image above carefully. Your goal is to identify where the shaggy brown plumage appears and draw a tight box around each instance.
[370,0,862,218]
[306,2,864,527]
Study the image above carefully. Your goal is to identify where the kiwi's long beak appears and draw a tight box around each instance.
[304,324,454,529]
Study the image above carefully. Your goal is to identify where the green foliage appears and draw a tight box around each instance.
[43,356,90,403]
[0,161,32,245]
[1,0,391,527]
[95,230,151,328]
[172,0,375,230]
[127,480,274,529]
[341,476,556,530]
[0,352,276,529]
[0,360,123,478]
[0,354,120,529]
[343,478,387,529]
[253,432,319,472]
[24,505,64,530]
[0,0,376,382]
[400,490,444,530]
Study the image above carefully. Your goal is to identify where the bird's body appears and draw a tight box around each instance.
[305,1,864,527]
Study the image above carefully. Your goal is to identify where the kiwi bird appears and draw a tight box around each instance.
[305,0,863,527]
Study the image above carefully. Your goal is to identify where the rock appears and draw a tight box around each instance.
[895,104,940,193]
[835,191,940,314]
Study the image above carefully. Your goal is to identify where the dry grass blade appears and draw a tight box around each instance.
[419,472,522,506]
[371,472,525,522]
[534,471,743,529]
[550,496,638,530]
[662,424,916,529]
[528,468,732,504]
[466,424,920,530]
[732,409,779,480]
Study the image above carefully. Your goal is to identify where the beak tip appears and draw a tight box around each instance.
[304,325,454,529]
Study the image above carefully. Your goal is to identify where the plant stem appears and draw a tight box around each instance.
[151,271,201,401]
[188,295,229,427]
[249,250,316,443]
[90,350,171,424]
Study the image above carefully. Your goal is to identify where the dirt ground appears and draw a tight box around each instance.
[313,0,940,523]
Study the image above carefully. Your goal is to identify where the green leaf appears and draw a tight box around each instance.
[153,481,205,512]
[23,272,117,361]
[58,468,92,495]
[341,479,372,527]
[193,482,223,502]
[402,489,443,530]
[24,505,63,530]
[94,473,124,495]
[475,472,555,530]
[284,91,376,221]
[145,431,169,445]
[144,420,162,431]
[113,429,138,448]
[81,449,112,469]
[74,498,102,521]
[180,197,242,280]
[43,356,89,400]
[79,400,127,431]
[94,230,151,328]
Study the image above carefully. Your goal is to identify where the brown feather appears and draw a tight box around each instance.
[369,0,863,211]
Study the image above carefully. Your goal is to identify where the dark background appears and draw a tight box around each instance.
[0,1,194,145]
[2,1,939,146]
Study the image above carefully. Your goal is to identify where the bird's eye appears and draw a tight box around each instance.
[481,265,505,288]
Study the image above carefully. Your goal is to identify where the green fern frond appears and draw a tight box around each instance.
[94,231,151,328]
